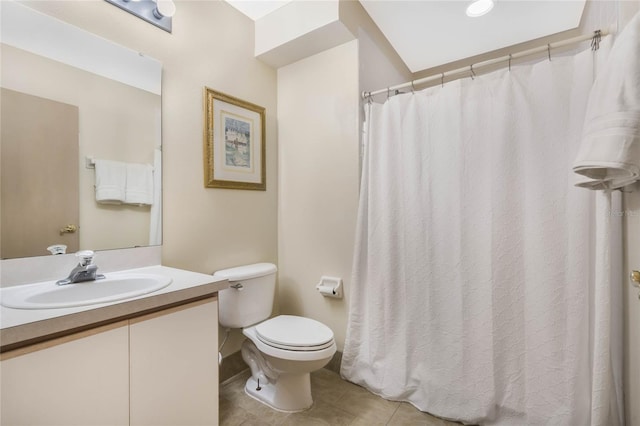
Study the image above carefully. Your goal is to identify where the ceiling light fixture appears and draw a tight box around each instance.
[105,0,175,33]
[466,0,494,17]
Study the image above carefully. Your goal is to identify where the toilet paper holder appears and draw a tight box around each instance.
[316,276,343,299]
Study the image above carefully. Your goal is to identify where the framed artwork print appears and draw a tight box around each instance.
[203,87,266,190]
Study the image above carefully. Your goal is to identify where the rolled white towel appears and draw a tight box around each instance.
[573,11,640,189]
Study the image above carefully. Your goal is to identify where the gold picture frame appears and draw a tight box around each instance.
[203,87,266,190]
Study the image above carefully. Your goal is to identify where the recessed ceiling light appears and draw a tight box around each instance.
[466,0,494,17]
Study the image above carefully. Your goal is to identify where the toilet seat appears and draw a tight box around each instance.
[243,324,336,362]
[255,315,334,351]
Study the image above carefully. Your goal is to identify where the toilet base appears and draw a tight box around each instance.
[244,374,313,413]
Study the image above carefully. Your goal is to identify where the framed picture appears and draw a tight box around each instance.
[203,88,266,190]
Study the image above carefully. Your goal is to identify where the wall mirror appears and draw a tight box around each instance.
[0,1,162,259]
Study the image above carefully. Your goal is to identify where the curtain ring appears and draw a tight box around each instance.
[411,80,416,94]
[547,44,552,61]
[387,87,391,100]
[366,91,373,105]
[591,29,602,51]
[508,54,512,71]
[470,64,476,80]
[441,73,445,88]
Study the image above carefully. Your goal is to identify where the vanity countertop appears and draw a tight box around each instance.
[0,265,228,353]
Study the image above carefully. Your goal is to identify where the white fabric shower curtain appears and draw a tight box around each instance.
[342,41,624,425]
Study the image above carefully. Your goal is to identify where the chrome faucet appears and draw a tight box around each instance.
[56,250,106,286]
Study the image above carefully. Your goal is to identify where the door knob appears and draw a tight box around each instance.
[59,224,78,235]
[631,270,640,300]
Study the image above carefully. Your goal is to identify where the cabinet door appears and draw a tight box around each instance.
[0,322,129,426]
[129,298,219,426]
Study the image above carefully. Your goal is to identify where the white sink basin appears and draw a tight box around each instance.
[1,273,172,310]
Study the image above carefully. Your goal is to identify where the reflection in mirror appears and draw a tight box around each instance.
[0,1,162,259]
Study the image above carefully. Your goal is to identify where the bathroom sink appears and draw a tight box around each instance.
[0,273,172,310]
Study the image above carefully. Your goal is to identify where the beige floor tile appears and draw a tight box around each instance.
[332,383,400,424]
[219,368,464,426]
[311,369,356,405]
[280,417,329,426]
[238,418,275,426]
[279,399,356,426]
[234,393,291,426]
[219,398,262,426]
[219,399,241,426]
[221,371,251,401]
[222,374,291,425]
[349,416,389,426]
[387,402,447,426]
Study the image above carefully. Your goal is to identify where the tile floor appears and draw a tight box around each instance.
[219,368,463,426]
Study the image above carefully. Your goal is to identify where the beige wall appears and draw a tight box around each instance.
[277,40,359,352]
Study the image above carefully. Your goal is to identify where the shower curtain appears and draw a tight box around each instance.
[341,40,624,425]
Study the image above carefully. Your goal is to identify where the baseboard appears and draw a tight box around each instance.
[325,350,343,375]
[219,350,248,383]
[220,349,343,382]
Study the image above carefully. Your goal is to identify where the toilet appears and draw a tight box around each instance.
[215,263,336,412]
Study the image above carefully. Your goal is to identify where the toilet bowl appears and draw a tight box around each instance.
[215,263,336,412]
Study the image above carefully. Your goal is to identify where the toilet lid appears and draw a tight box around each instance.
[256,315,334,349]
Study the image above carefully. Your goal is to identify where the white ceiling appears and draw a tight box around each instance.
[225,0,586,73]
[225,0,294,20]
[359,0,586,72]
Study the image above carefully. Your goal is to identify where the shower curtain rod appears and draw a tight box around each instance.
[362,30,608,100]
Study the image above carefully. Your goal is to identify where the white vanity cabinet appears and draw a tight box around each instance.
[0,297,219,426]
[130,298,219,425]
[0,322,130,425]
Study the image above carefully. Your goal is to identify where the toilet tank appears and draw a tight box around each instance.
[214,263,277,329]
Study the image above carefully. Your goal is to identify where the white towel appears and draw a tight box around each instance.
[95,159,126,204]
[573,11,640,190]
[125,163,154,205]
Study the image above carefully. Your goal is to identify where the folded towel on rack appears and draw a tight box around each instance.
[125,163,154,205]
[573,11,640,190]
[95,159,126,204]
